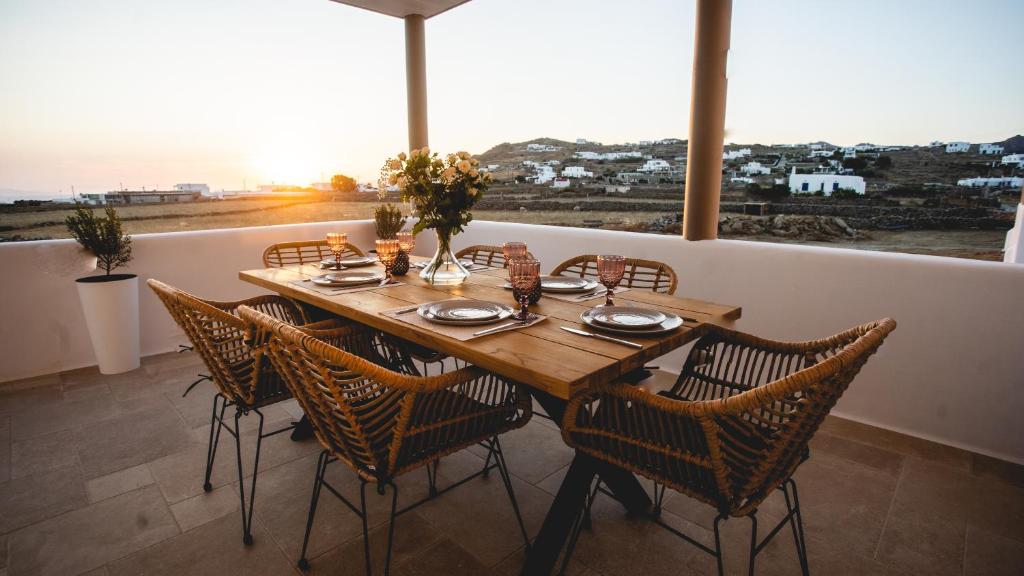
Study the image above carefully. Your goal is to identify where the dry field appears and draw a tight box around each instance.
[0,198,1006,261]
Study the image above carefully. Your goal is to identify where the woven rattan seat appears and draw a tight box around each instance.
[561,318,897,575]
[550,254,678,294]
[239,305,533,574]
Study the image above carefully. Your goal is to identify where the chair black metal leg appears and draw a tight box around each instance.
[234,408,265,545]
[360,481,373,576]
[382,482,400,576]
[491,437,531,550]
[651,480,667,518]
[182,373,211,397]
[203,393,227,492]
[298,450,329,571]
[425,460,439,497]
[713,515,726,576]
[748,513,759,576]
[784,479,811,575]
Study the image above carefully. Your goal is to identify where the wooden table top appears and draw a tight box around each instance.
[239,259,741,399]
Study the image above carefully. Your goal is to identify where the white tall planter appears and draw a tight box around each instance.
[75,274,140,374]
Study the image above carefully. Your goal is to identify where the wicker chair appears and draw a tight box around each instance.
[561,318,897,575]
[239,305,533,575]
[456,244,536,269]
[262,239,364,268]
[148,279,383,545]
[550,254,678,295]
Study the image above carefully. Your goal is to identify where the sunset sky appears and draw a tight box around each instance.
[1,0,1022,197]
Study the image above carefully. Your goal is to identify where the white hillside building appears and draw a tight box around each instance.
[529,165,556,184]
[526,143,562,152]
[638,159,672,173]
[561,166,593,178]
[945,142,970,153]
[809,149,834,158]
[551,177,570,189]
[957,176,1024,188]
[574,150,643,161]
[740,161,771,175]
[1000,154,1024,167]
[979,143,1004,155]
[723,148,751,160]
[788,168,865,195]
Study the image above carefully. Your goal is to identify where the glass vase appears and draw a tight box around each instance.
[420,229,470,285]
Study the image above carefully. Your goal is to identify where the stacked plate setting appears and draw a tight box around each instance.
[503,276,600,293]
[320,256,376,269]
[417,300,515,326]
[580,306,684,336]
[311,270,385,287]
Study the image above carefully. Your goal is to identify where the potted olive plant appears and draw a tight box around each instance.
[66,202,140,374]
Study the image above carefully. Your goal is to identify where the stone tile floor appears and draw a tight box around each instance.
[1,352,1022,576]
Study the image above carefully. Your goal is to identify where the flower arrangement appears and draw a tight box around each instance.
[381,148,491,284]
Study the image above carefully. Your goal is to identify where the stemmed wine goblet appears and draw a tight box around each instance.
[396,231,416,254]
[326,232,347,270]
[376,239,400,285]
[596,255,626,307]
[502,242,528,267]
[509,258,540,322]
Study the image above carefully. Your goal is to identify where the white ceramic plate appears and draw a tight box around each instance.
[311,270,384,287]
[418,300,514,326]
[320,257,375,268]
[580,308,684,336]
[588,306,667,330]
[540,276,599,293]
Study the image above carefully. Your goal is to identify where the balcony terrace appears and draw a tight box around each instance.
[1,219,1023,576]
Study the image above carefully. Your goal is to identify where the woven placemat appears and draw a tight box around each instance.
[289,279,404,296]
[491,282,630,303]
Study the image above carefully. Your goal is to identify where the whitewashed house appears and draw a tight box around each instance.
[574,150,643,161]
[487,164,500,171]
[530,165,556,184]
[561,166,593,178]
[639,140,653,146]
[945,142,970,153]
[1000,154,1024,167]
[526,143,562,152]
[740,161,770,175]
[788,167,865,195]
[854,143,877,152]
[979,143,1005,155]
[730,176,754,184]
[550,177,570,189]
[722,148,752,160]
[957,176,1024,188]
[809,149,834,158]
[638,159,672,173]
[174,183,210,195]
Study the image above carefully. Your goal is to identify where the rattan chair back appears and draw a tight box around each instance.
[148,279,303,406]
[262,240,364,268]
[455,245,536,269]
[550,254,678,294]
[239,305,531,485]
[564,318,896,516]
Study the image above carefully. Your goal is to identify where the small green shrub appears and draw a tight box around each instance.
[65,202,132,275]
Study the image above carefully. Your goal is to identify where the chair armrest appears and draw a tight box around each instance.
[208,294,306,325]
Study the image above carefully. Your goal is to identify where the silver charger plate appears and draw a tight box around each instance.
[588,306,667,330]
[580,308,684,336]
[311,270,384,287]
[418,300,514,326]
[540,276,599,293]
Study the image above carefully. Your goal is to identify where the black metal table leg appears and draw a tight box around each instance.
[520,390,653,575]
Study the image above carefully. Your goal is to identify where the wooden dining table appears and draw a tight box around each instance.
[240,257,741,575]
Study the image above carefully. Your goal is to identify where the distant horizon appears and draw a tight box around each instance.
[2,0,1022,197]
[1,132,1020,201]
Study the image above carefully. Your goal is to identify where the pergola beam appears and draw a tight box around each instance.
[683,0,732,241]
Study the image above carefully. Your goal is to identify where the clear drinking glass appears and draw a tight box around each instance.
[502,242,528,267]
[596,255,626,306]
[376,239,400,285]
[509,258,540,321]
[326,232,347,270]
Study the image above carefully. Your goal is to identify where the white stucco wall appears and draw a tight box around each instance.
[1,219,1022,463]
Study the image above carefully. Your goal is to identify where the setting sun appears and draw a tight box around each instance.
[249,141,327,186]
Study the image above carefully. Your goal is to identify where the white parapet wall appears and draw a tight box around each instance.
[0,219,1022,464]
